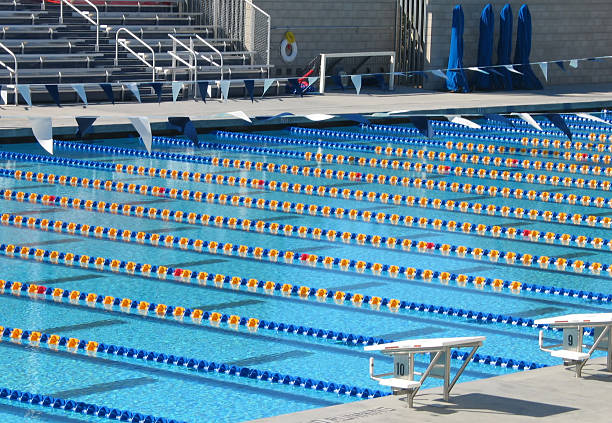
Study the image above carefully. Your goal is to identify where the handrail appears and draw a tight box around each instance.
[0,41,17,105]
[115,27,156,81]
[193,34,223,81]
[59,0,99,52]
[168,33,197,81]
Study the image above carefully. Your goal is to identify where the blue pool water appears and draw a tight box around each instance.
[0,114,612,422]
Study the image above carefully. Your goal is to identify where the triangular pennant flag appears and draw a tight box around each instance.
[17,84,32,107]
[126,83,141,103]
[45,84,61,107]
[576,112,612,126]
[485,113,515,127]
[0,85,7,105]
[307,76,318,88]
[100,83,114,104]
[515,112,543,131]
[75,116,97,139]
[146,82,163,103]
[171,81,183,102]
[220,80,230,101]
[332,74,344,91]
[431,69,447,80]
[555,61,566,71]
[71,84,88,105]
[304,114,336,121]
[168,117,198,145]
[411,116,433,138]
[486,67,504,77]
[256,112,294,121]
[243,79,254,102]
[262,78,275,97]
[545,114,572,140]
[449,116,481,129]
[343,113,370,125]
[350,74,362,95]
[226,111,252,123]
[28,117,53,154]
[128,117,152,153]
[504,65,522,74]
[538,62,548,82]
[569,59,578,68]
[197,81,209,103]
[374,73,386,89]
[468,67,489,74]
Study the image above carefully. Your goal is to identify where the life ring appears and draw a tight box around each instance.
[280,31,297,63]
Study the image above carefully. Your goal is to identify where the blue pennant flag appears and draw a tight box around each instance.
[255,112,295,121]
[99,83,114,104]
[343,114,370,125]
[555,61,566,71]
[411,116,433,138]
[244,79,255,102]
[75,116,97,139]
[332,74,344,91]
[544,114,572,140]
[45,84,61,107]
[168,117,199,146]
[197,81,209,103]
[374,74,386,90]
[486,67,504,77]
[144,82,163,103]
[485,113,515,127]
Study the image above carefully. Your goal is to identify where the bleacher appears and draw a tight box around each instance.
[0,0,271,104]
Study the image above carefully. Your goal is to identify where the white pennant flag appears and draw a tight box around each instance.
[350,74,362,95]
[515,113,542,131]
[171,81,183,102]
[569,59,579,68]
[576,112,612,126]
[219,80,231,101]
[468,67,489,74]
[304,114,336,122]
[0,85,7,105]
[538,62,548,81]
[17,84,32,106]
[449,116,481,129]
[307,76,318,88]
[504,65,522,74]
[262,78,275,97]
[29,117,53,154]
[431,69,448,80]
[226,110,251,123]
[127,83,141,103]
[128,117,152,153]
[71,84,88,105]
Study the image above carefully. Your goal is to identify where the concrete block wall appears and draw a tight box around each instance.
[424,0,612,89]
[254,0,397,76]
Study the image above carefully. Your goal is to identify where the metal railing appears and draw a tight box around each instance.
[193,33,223,80]
[199,0,269,74]
[59,0,100,52]
[115,27,156,81]
[168,34,197,97]
[0,41,17,105]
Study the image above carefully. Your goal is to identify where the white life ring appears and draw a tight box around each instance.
[280,32,298,63]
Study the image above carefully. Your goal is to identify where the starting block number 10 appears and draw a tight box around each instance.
[394,355,411,379]
[563,327,580,352]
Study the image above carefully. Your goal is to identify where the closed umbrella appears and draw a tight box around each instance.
[513,4,543,89]
[475,4,494,90]
[496,4,513,90]
[446,5,469,92]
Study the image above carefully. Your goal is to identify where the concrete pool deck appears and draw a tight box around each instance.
[0,82,611,140]
[249,357,612,423]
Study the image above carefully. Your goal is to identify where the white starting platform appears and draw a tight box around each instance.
[364,336,485,408]
[535,313,612,377]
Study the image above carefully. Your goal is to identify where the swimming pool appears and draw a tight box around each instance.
[0,113,611,422]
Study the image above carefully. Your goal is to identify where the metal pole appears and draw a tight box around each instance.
[59,0,63,23]
[266,15,270,77]
[443,349,451,401]
[319,54,326,94]
[389,53,395,90]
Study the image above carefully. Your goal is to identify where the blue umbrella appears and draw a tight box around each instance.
[475,4,494,90]
[446,5,469,92]
[496,4,513,90]
[513,4,543,89]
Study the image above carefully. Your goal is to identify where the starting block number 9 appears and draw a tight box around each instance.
[563,327,580,352]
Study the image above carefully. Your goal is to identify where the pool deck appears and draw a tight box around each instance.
[0,82,612,140]
[249,358,612,423]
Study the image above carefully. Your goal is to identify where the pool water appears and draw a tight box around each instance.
[0,114,611,422]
